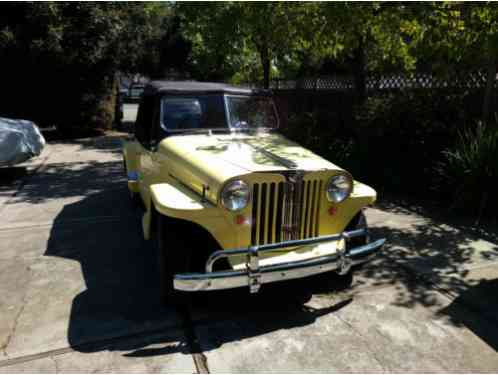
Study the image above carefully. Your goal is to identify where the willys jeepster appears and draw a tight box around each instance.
[122,81,385,300]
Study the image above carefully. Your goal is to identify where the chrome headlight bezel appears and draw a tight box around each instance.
[326,173,353,203]
[219,179,251,211]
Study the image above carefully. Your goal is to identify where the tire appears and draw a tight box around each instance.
[345,211,369,250]
[155,212,191,305]
[335,211,369,289]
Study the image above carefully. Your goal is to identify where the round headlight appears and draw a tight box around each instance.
[220,180,250,211]
[326,173,353,203]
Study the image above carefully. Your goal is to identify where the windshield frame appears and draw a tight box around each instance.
[159,93,279,134]
[224,94,280,131]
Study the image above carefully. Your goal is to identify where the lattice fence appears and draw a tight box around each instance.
[271,70,496,91]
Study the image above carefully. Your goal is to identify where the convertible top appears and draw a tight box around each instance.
[143,80,271,96]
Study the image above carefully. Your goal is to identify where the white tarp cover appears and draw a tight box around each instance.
[0,117,46,166]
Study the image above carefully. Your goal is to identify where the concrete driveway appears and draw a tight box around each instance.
[0,105,497,372]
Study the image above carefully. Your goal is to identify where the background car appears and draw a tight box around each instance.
[128,84,145,102]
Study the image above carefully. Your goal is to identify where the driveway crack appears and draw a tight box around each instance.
[50,356,59,373]
[178,304,209,374]
[2,293,27,357]
[334,313,388,372]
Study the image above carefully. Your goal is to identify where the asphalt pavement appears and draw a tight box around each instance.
[0,104,496,372]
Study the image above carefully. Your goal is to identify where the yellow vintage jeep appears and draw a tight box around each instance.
[122,81,385,300]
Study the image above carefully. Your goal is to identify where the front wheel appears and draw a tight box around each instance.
[155,212,191,305]
[334,211,369,289]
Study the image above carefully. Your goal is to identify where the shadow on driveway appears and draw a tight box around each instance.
[438,278,498,351]
[44,187,353,358]
[30,140,498,359]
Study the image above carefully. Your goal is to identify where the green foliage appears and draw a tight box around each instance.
[411,3,498,68]
[277,88,487,199]
[2,1,498,143]
[0,2,173,134]
[176,2,498,93]
[437,123,498,219]
[175,3,244,81]
[316,3,421,72]
[176,2,324,85]
[285,111,354,167]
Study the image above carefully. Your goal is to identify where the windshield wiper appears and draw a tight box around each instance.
[179,127,272,136]
[180,128,231,135]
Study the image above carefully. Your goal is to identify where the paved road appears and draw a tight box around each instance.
[0,111,497,372]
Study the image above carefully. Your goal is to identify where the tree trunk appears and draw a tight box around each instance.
[260,47,270,89]
[483,56,497,125]
[353,38,366,104]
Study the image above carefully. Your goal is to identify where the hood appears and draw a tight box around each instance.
[161,132,340,176]
[158,132,343,202]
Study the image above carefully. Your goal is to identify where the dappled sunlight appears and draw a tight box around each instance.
[3,133,497,364]
[363,219,498,309]
[54,134,126,156]
[3,161,126,205]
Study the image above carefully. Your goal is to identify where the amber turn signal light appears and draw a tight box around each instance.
[328,206,338,216]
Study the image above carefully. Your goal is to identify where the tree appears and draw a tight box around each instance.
[406,3,498,124]
[0,3,172,133]
[177,2,320,87]
[455,4,498,125]
[175,3,244,81]
[235,3,322,88]
[314,3,421,100]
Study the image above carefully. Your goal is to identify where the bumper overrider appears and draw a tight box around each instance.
[174,229,385,293]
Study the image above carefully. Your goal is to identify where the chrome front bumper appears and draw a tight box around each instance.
[174,229,385,293]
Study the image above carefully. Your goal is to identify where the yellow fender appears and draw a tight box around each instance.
[143,182,231,245]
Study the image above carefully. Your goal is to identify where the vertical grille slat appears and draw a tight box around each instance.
[315,181,322,237]
[251,176,323,246]
[251,184,259,245]
[259,183,267,245]
[308,181,317,238]
[299,180,307,239]
[282,182,290,241]
[303,181,311,238]
[267,183,276,244]
[275,182,284,243]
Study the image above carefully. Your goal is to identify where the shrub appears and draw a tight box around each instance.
[437,123,498,220]
[277,88,488,204]
[284,111,354,167]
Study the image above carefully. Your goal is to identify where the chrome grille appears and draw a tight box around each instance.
[251,175,323,246]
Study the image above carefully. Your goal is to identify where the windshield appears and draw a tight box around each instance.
[161,95,227,131]
[160,94,278,132]
[226,95,278,129]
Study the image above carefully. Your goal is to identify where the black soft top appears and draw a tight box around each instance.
[143,80,271,96]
